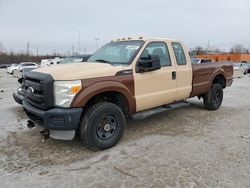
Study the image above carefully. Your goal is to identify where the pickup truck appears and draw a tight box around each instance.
[13,37,233,150]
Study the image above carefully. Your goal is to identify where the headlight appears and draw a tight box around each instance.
[53,80,82,107]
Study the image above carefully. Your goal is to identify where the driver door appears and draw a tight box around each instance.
[134,42,177,112]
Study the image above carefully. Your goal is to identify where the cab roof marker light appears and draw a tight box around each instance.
[139,36,144,39]
[127,37,132,40]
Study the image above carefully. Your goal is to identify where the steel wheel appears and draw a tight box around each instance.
[96,115,118,140]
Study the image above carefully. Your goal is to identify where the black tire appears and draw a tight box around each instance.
[79,102,125,150]
[203,83,223,111]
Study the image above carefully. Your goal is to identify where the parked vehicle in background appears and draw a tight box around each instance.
[246,63,250,73]
[17,62,38,72]
[49,58,63,66]
[0,64,10,68]
[40,58,63,67]
[14,37,233,150]
[12,63,38,78]
[40,59,53,67]
[233,63,245,78]
[239,62,248,74]
[191,58,212,64]
[58,55,92,64]
[6,64,19,74]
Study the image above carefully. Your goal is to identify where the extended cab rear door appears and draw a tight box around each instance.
[134,41,177,112]
[170,42,192,101]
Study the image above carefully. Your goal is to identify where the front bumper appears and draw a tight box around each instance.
[13,91,24,105]
[23,99,82,130]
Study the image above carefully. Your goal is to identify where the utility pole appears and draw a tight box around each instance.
[207,40,210,54]
[36,47,39,57]
[72,45,74,56]
[94,37,100,51]
[27,41,30,55]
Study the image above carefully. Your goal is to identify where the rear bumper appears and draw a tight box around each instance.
[226,78,233,87]
[23,99,82,130]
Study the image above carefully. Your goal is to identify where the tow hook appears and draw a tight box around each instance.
[40,129,50,142]
[27,120,35,129]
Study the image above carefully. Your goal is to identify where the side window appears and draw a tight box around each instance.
[172,42,187,65]
[140,42,171,67]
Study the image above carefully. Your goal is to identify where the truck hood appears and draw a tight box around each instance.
[33,62,130,80]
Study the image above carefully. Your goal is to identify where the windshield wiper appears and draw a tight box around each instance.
[95,59,112,64]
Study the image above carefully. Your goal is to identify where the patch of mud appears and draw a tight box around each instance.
[0,130,95,173]
[0,100,242,174]
[0,100,240,173]
[125,102,240,141]
[10,106,28,120]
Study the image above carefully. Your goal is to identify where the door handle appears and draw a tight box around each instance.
[172,71,176,80]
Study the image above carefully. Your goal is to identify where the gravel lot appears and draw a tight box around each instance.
[0,69,250,188]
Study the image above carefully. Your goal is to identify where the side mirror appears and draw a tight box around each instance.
[136,54,161,73]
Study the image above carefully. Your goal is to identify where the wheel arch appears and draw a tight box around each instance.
[71,81,136,115]
[209,69,226,89]
[211,74,226,88]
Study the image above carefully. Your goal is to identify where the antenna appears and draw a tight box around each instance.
[27,41,30,55]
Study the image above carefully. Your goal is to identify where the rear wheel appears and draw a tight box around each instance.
[79,102,125,150]
[203,83,223,111]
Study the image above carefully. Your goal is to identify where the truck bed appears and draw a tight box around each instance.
[191,62,233,97]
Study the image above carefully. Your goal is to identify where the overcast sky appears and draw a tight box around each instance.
[0,0,249,55]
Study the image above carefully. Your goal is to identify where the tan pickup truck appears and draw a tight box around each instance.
[14,37,233,150]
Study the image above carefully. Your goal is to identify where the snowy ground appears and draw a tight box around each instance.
[0,69,250,188]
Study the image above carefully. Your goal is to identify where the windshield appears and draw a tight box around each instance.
[88,40,144,65]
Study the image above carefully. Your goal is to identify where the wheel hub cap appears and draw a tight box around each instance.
[104,124,111,132]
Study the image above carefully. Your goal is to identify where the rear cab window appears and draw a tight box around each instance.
[172,42,187,65]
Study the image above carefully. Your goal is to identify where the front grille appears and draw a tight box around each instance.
[26,77,41,83]
[23,71,54,110]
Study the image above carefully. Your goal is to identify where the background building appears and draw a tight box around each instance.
[196,54,250,63]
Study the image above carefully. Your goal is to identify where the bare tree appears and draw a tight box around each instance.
[0,42,4,54]
[230,44,248,53]
[214,48,221,53]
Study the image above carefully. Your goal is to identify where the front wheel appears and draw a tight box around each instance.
[203,83,223,111]
[79,102,125,150]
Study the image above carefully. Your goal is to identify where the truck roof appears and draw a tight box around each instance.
[111,36,178,43]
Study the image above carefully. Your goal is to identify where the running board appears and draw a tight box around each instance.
[131,101,189,120]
